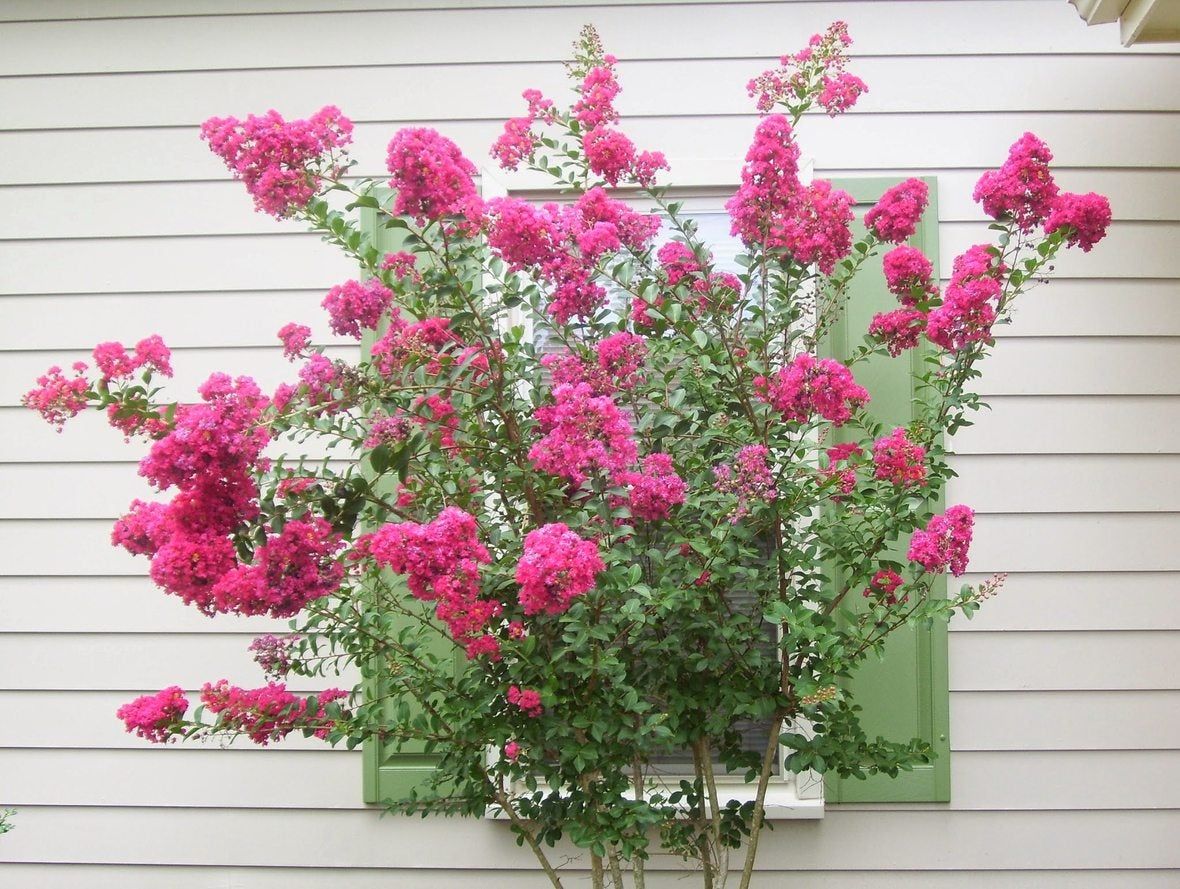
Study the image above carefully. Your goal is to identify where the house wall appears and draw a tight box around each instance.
[1,0,1178,885]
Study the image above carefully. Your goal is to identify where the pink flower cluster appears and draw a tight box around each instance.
[746,22,865,117]
[882,246,937,306]
[714,444,778,521]
[516,523,604,616]
[973,132,1058,232]
[632,242,741,325]
[1045,191,1112,252]
[868,309,926,358]
[726,115,855,274]
[755,353,869,426]
[381,250,420,281]
[615,453,687,521]
[529,382,638,485]
[864,178,929,244]
[821,442,862,497]
[201,106,352,218]
[210,518,344,618]
[507,685,543,718]
[863,569,904,605]
[491,89,555,171]
[907,504,974,576]
[364,412,413,449]
[93,335,174,384]
[116,686,189,743]
[22,362,91,430]
[113,375,280,615]
[277,323,312,360]
[871,427,927,487]
[925,245,1004,351]
[201,680,348,745]
[358,508,502,658]
[487,189,660,324]
[542,332,647,395]
[321,278,395,339]
[249,634,301,678]
[386,127,482,227]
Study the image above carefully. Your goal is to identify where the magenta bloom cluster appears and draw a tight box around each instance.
[515,523,605,616]
[726,115,857,275]
[201,106,352,218]
[907,505,975,576]
[117,686,189,743]
[201,680,348,745]
[756,353,870,427]
[487,188,660,324]
[358,507,501,659]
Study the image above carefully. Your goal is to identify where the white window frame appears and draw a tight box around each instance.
[479,160,824,821]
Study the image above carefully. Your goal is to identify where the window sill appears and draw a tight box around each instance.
[484,772,824,822]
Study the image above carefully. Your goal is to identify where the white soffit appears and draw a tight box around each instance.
[1071,0,1180,45]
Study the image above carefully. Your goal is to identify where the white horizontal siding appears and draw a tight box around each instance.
[0,867,1176,889]
[2,0,1178,886]
[2,806,1179,869]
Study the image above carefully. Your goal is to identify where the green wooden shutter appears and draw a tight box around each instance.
[821,177,951,803]
[358,194,457,805]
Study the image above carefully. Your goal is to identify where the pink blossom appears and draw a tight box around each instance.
[863,569,905,605]
[615,453,686,521]
[201,106,352,218]
[507,685,544,718]
[92,342,138,382]
[385,127,481,224]
[726,114,803,246]
[249,634,301,678]
[595,332,647,390]
[116,686,189,743]
[488,189,660,323]
[529,382,638,484]
[515,523,604,616]
[869,308,927,357]
[584,126,637,186]
[364,412,412,449]
[200,680,348,745]
[1045,191,1112,252]
[149,531,239,615]
[210,518,343,618]
[23,363,91,430]
[864,178,929,244]
[111,499,170,557]
[925,245,1003,351]
[321,278,394,338]
[491,115,538,171]
[871,427,927,487]
[714,445,778,520]
[747,22,859,114]
[973,133,1058,232]
[818,72,868,116]
[821,442,862,497]
[357,508,500,656]
[298,354,342,405]
[755,353,869,426]
[777,179,855,274]
[882,245,937,306]
[573,64,621,130]
[504,740,522,761]
[907,504,974,576]
[380,251,420,280]
[277,323,312,359]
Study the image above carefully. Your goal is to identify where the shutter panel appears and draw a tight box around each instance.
[821,177,951,803]
[358,192,458,805]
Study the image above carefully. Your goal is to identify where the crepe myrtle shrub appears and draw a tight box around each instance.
[25,23,1110,889]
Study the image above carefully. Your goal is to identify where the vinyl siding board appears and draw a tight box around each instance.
[2,0,1177,884]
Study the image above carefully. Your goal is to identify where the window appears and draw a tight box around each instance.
[358,173,948,811]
